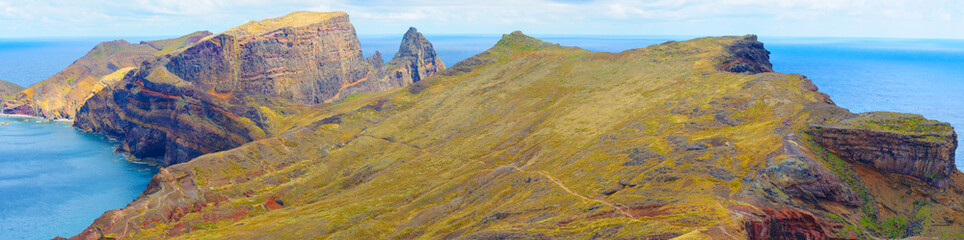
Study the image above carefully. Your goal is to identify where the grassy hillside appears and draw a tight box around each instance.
[74,32,964,239]
[0,78,24,101]
[2,31,210,119]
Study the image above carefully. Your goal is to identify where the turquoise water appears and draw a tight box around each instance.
[0,117,157,239]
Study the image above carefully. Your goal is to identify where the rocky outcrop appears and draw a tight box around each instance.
[721,35,773,73]
[743,207,847,240]
[387,27,446,84]
[74,11,444,165]
[0,79,24,101]
[760,133,860,205]
[807,112,957,188]
[2,31,211,119]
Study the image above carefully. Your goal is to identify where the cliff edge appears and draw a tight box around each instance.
[73,11,444,165]
[2,31,211,119]
[808,112,957,188]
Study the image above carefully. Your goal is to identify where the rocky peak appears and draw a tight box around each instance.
[368,51,384,69]
[721,34,773,74]
[494,31,559,52]
[393,27,435,61]
[387,27,445,83]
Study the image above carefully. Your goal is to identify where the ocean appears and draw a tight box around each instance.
[0,117,157,239]
[0,34,962,239]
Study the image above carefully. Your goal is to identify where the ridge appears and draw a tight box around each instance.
[224,11,348,37]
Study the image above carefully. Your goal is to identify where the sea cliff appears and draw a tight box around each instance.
[73,12,444,165]
[2,32,211,119]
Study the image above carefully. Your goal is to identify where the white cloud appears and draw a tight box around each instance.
[0,0,961,38]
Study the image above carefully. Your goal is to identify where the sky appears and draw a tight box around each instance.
[0,0,962,39]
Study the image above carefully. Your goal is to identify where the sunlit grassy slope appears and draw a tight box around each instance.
[5,31,210,119]
[93,32,902,239]
[224,11,346,37]
[0,78,24,100]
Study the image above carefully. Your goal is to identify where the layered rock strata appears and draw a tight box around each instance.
[2,31,211,119]
[807,112,957,188]
[74,11,444,165]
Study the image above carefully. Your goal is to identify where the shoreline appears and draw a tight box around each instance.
[0,113,74,123]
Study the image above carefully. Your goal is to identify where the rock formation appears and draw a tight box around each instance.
[2,31,211,119]
[808,111,957,188]
[73,11,444,165]
[720,35,773,73]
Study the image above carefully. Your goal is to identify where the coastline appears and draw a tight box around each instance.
[0,113,74,123]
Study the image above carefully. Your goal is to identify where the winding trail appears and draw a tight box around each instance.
[360,134,640,221]
[514,166,638,220]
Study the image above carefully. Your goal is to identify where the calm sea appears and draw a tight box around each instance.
[0,35,962,239]
[0,117,157,239]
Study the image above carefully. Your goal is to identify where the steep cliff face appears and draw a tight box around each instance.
[807,112,957,188]
[2,32,211,119]
[387,27,446,84]
[720,35,773,74]
[0,79,24,101]
[74,11,444,165]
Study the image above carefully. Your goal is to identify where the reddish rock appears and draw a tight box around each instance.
[73,12,445,166]
[2,32,211,119]
[264,196,284,210]
[807,112,957,188]
[744,207,850,240]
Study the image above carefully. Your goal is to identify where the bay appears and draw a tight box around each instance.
[0,117,157,239]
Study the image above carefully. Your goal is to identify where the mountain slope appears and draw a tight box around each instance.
[69,32,964,239]
[73,11,445,165]
[2,31,211,119]
[0,78,24,101]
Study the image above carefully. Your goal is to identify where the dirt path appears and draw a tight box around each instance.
[359,134,640,221]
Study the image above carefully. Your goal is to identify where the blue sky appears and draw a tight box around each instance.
[0,0,962,39]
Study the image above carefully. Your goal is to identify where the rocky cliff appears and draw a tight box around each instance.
[63,29,964,239]
[0,78,24,101]
[73,11,444,166]
[808,112,957,189]
[2,32,211,119]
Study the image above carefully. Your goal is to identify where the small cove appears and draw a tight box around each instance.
[0,116,157,239]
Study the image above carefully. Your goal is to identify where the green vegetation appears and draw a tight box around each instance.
[0,79,25,100]
[82,33,849,239]
[225,11,344,37]
[842,111,954,143]
[804,132,933,239]
[73,26,964,239]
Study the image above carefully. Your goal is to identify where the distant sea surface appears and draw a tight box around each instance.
[0,34,962,239]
